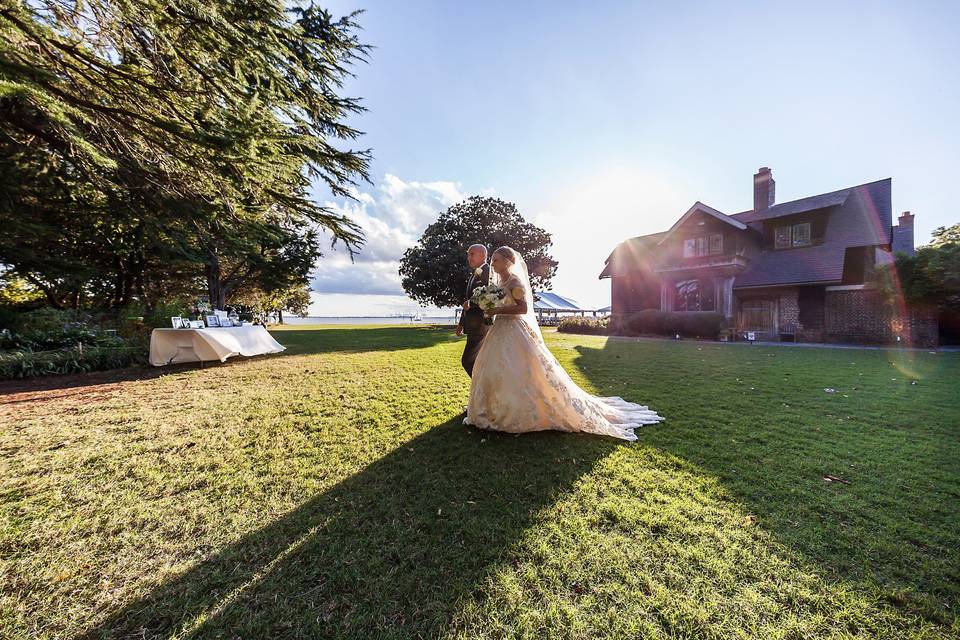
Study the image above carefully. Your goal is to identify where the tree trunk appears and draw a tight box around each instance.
[277,308,284,324]
[206,254,226,310]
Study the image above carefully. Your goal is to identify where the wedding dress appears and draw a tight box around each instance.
[465,248,663,441]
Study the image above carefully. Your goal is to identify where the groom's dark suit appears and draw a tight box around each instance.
[458,263,490,377]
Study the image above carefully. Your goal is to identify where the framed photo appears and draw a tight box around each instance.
[171,316,184,329]
[189,320,204,329]
[205,315,221,327]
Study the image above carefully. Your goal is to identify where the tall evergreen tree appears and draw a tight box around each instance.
[0,1,370,309]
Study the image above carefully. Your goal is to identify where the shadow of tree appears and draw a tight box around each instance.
[0,364,176,399]
[569,338,960,625]
[82,418,616,638]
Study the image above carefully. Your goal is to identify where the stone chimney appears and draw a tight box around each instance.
[892,211,915,256]
[753,167,775,211]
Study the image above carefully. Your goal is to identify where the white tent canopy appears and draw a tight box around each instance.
[533,291,585,312]
[455,291,608,325]
[532,292,607,325]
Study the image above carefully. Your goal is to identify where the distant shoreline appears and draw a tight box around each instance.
[283,316,457,325]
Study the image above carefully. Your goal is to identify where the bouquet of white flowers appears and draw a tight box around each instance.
[471,284,506,325]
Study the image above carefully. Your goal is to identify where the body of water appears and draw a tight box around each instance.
[284,316,458,325]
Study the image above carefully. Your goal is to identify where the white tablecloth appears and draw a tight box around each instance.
[149,326,285,366]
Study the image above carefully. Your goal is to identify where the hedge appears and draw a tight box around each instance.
[557,317,609,335]
[616,310,724,339]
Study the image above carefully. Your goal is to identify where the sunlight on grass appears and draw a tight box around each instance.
[1,326,957,638]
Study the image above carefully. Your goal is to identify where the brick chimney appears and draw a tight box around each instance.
[892,211,915,256]
[753,167,775,211]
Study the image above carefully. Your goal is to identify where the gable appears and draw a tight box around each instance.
[656,202,746,247]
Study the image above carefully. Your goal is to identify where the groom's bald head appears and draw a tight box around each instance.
[467,244,487,268]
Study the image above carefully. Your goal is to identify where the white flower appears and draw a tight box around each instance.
[474,267,483,277]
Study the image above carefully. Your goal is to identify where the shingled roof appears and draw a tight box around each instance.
[730,188,851,224]
[733,178,892,288]
[599,177,893,289]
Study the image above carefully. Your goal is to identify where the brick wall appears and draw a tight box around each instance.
[735,286,800,340]
[824,288,938,347]
[778,289,799,329]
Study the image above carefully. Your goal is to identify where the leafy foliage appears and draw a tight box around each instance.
[399,196,558,308]
[232,283,312,323]
[880,223,960,312]
[0,273,44,306]
[0,1,370,310]
[0,343,145,379]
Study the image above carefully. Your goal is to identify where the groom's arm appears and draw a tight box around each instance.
[456,281,469,333]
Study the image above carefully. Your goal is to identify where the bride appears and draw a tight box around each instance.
[465,246,663,441]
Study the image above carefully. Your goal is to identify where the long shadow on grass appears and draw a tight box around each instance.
[82,417,616,638]
[572,339,960,625]
[0,364,175,400]
[275,325,458,356]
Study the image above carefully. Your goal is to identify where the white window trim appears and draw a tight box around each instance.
[825,284,866,291]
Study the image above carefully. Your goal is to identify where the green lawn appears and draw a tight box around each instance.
[2,325,958,639]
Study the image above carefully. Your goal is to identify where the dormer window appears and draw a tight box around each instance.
[774,222,812,249]
[683,233,723,257]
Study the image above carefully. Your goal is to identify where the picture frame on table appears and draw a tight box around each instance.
[189,320,204,329]
[205,315,221,327]
[171,316,184,329]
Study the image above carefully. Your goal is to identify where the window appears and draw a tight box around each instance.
[775,226,792,249]
[683,233,724,257]
[792,222,811,247]
[675,280,699,311]
[709,233,723,254]
[700,279,716,311]
[674,278,715,311]
[775,222,813,249]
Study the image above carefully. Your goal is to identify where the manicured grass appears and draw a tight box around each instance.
[1,325,958,639]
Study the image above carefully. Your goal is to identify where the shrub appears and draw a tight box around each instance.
[0,344,147,380]
[557,316,608,335]
[625,310,669,335]
[0,324,124,352]
[0,306,151,378]
[616,310,723,339]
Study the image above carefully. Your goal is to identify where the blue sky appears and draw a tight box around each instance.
[308,0,960,316]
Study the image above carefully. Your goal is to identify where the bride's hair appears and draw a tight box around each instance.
[492,246,517,264]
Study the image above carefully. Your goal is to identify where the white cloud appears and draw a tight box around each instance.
[308,174,467,314]
[305,167,696,316]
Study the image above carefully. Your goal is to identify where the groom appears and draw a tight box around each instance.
[456,244,490,377]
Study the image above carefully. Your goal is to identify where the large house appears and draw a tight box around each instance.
[599,168,937,345]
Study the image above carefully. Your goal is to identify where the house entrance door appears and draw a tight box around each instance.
[738,299,777,339]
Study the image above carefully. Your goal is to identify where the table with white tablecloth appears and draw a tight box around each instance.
[149,326,285,366]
